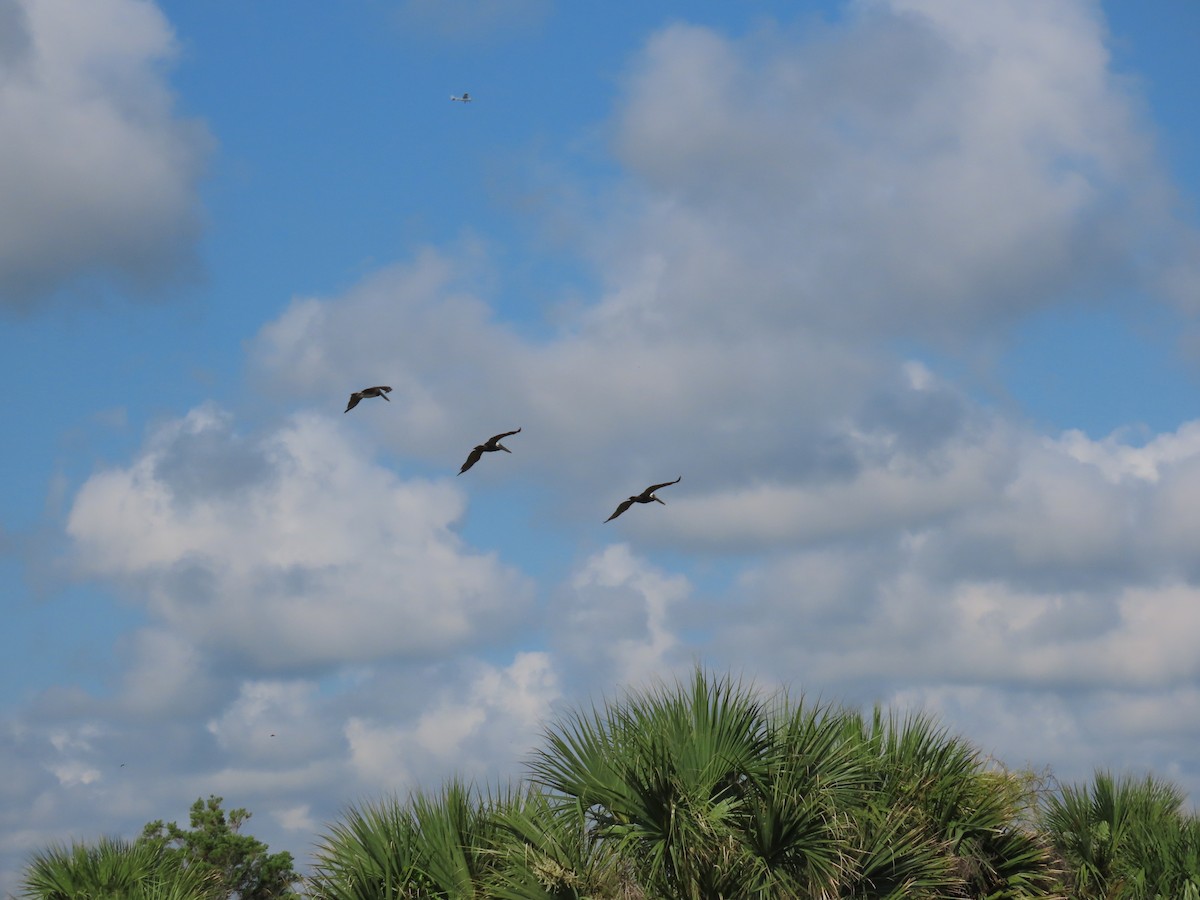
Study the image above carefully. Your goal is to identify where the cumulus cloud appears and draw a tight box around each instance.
[250,0,1200,510]
[206,679,323,758]
[345,652,559,790]
[0,0,209,309]
[118,628,214,716]
[273,804,317,833]
[886,683,1200,790]
[551,544,691,689]
[609,0,1190,339]
[250,249,885,500]
[66,404,534,670]
[0,651,564,895]
[696,419,1200,760]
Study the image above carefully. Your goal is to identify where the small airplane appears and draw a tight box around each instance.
[345,386,392,413]
[605,477,681,522]
[459,428,522,475]
[450,92,472,103]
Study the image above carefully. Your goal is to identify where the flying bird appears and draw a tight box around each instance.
[450,92,472,102]
[605,476,681,522]
[344,385,392,413]
[458,428,522,475]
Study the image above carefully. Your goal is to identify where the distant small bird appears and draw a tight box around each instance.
[450,92,472,102]
[605,477,681,522]
[345,386,392,413]
[459,428,521,474]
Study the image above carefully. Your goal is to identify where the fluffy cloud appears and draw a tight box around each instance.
[346,651,559,789]
[251,0,1200,511]
[250,249,887,498]
[0,649,564,896]
[610,0,1187,338]
[118,628,214,716]
[551,544,691,689]
[0,0,209,309]
[688,419,1200,822]
[66,405,534,670]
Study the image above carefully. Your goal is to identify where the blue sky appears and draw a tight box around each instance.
[4,0,1200,889]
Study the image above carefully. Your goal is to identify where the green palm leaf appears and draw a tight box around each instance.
[21,836,220,900]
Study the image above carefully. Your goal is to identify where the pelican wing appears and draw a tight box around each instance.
[484,427,521,448]
[344,393,363,413]
[458,445,485,475]
[641,476,681,498]
[605,498,636,523]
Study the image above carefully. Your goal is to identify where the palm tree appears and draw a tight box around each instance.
[529,668,1067,899]
[1041,770,1200,899]
[308,795,425,899]
[531,670,771,898]
[532,670,898,899]
[20,836,220,900]
[836,708,1061,898]
[486,788,629,899]
[739,691,874,897]
[310,780,624,900]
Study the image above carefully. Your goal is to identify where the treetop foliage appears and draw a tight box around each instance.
[20,670,1200,899]
[138,795,300,900]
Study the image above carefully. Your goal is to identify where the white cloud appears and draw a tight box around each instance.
[0,652,561,893]
[345,652,560,791]
[703,436,1200,710]
[66,405,534,669]
[249,0,1200,519]
[883,682,1200,789]
[206,679,324,758]
[273,804,317,833]
[0,0,209,308]
[552,545,690,689]
[250,248,889,507]
[119,628,212,716]
[47,723,102,755]
[48,760,101,787]
[608,0,1183,339]
[1056,423,1200,483]
[666,423,1011,548]
[344,717,416,790]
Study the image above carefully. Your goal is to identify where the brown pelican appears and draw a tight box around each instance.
[450,92,472,103]
[605,476,681,522]
[344,386,392,412]
[458,428,521,474]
